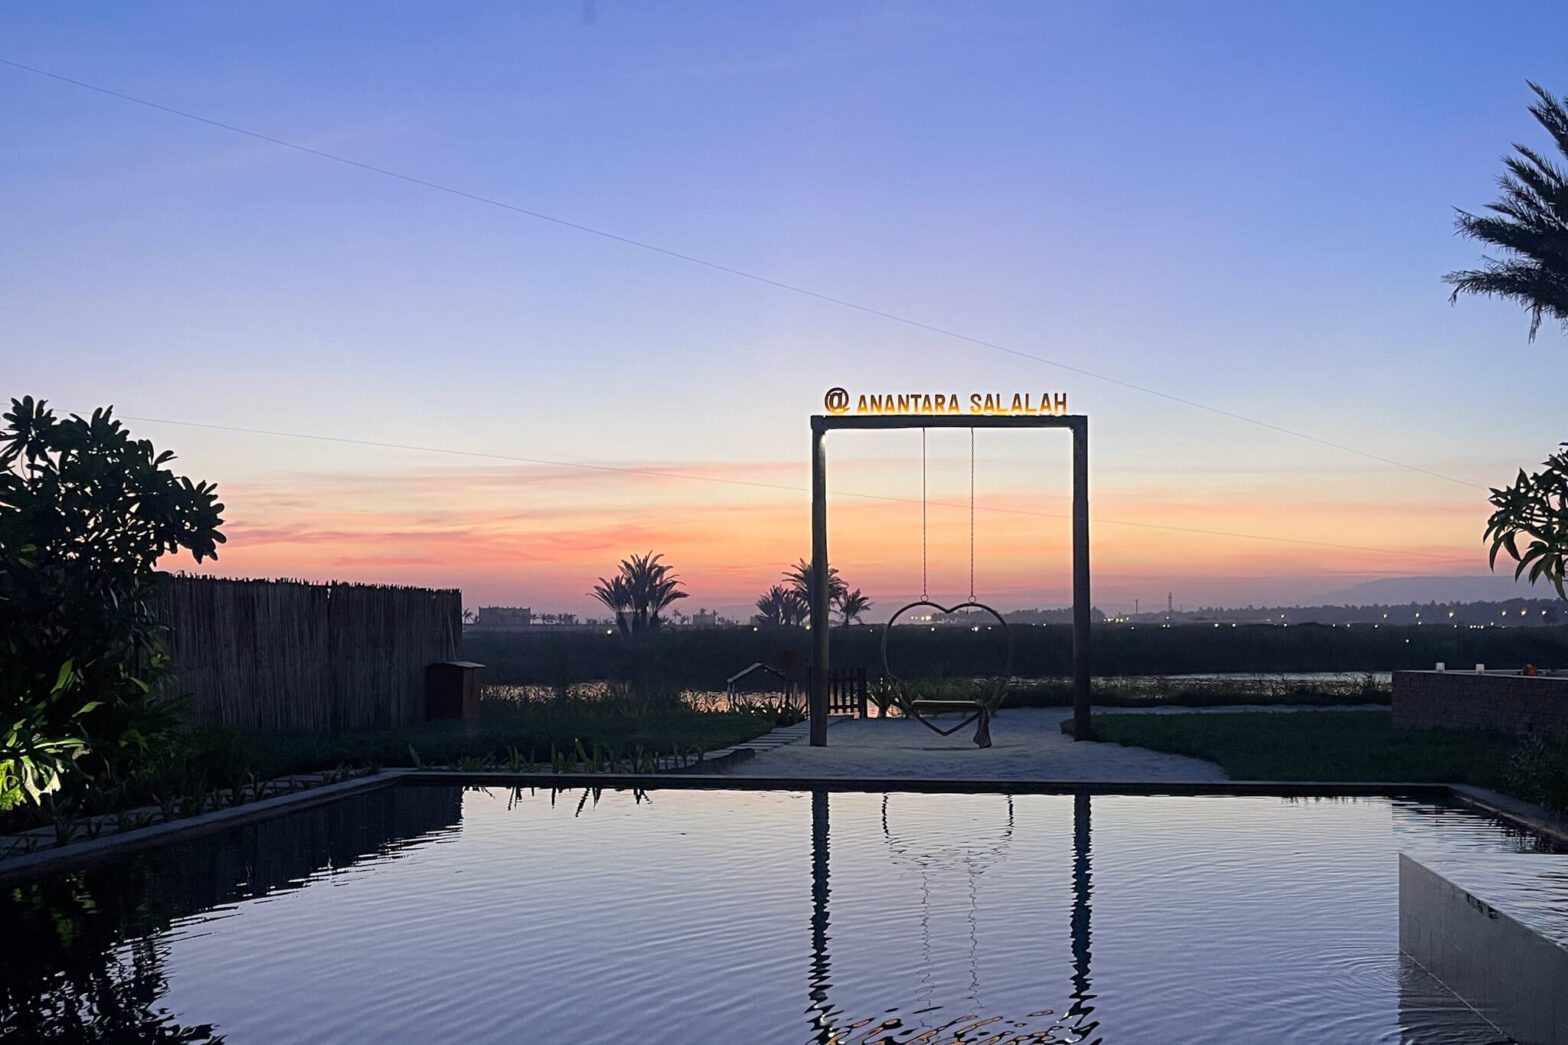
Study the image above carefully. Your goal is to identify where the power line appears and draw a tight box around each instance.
[121,413,1476,563]
[2,55,1486,492]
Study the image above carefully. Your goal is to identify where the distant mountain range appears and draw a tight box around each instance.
[1310,575,1548,605]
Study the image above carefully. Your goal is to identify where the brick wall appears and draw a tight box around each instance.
[1392,670,1568,740]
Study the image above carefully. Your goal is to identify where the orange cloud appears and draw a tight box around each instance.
[160,459,1491,614]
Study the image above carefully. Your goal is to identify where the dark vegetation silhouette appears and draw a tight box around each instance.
[1445,82,1568,340]
[1447,84,1568,598]
[0,398,224,810]
[837,588,873,627]
[754,584,806,627]
[754,558,868,626]
[462,622,1568,689]
[590,551,688,638]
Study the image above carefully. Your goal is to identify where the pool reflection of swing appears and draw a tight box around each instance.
[806,790,1099,1043]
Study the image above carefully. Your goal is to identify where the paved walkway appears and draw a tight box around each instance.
[724,705,1388,783]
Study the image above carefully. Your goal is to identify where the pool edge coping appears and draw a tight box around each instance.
[0,769,412,885]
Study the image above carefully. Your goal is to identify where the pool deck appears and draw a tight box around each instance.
[723,705,1382,782]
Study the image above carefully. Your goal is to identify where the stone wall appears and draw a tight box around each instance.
[1392,670,1568,740]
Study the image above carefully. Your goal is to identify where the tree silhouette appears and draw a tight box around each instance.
[1451,85,1568,597]
[837,588,873,627]
[784,558,847,615]
[590,552,688,637]
[1445,82,1568,340]
[754,584,805,627]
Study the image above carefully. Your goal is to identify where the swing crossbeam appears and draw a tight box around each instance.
[808,413,1093,746]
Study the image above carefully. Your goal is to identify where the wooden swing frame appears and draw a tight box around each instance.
[808,413,1092,745]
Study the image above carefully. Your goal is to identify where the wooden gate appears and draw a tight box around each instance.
[825,666,867,717]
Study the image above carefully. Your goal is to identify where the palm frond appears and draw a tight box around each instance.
[1446,83,1568,340]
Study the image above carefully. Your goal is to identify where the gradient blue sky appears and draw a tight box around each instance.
[5,2,1567,616]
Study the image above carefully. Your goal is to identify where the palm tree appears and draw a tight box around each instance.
[1445,82,1568,340]
[837,588,872,627]
[1451,84,1568,597]
[591,551,688,637]
[590,573,634,636]
[783,558,847,616]
[754,585,792,626]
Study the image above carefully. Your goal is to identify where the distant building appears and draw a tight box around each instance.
[473,606,532,629]
[690,608,719,628]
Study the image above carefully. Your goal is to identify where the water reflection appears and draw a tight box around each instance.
[0,786,461,1041]
[1068,792,1097,1038]
[809,789,833,1042]
[807,790,1101,1044]
[5,786,1554,1043]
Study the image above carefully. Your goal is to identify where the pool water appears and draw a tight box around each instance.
[2,785,1554,1043]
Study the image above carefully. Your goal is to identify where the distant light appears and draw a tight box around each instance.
[605,629,613,635]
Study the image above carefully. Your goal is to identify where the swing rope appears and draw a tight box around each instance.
[920,428,928,600]
[969,427,976,603]
[918,428,978,602]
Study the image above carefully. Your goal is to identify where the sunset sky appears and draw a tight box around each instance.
[6,2,1567,618]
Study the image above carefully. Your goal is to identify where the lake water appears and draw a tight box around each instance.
[489,671,1395,714]
[3,784,1550,1042]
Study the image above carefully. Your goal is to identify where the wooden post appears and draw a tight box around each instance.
[810,420,830,745]
[1072,419,1092,741]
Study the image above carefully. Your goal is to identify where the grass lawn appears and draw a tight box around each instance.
[0,696,779,837]
[1071,710,1540,792]
[230,697,777,777]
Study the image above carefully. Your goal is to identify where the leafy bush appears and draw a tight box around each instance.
[731,694,807,726]
[1504,734,1568,812]
[0,398,224,808]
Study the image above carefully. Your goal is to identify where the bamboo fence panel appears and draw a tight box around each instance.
[157,576,461,731]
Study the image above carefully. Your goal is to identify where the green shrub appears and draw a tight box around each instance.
[0,398,224,809]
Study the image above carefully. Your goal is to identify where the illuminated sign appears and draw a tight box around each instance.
[823,387,1068,416]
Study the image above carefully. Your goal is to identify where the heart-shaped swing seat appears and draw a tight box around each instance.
[880,600,1013,747]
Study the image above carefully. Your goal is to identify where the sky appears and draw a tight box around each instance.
[4,1,1568,619]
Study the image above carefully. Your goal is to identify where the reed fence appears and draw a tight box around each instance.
[157,576,462,731]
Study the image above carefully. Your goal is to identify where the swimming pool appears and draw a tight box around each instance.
[3,784,1553,1042]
